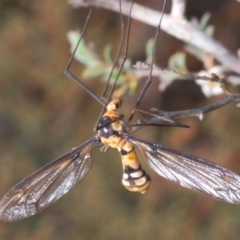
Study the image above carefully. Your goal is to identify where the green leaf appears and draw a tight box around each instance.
[67,30,100,68]
[82,66,105,79]
[146,39,154,60]
[168,52,187,72]
[205,25,215,36]
[199,12,211,30]
[103,45,113,65]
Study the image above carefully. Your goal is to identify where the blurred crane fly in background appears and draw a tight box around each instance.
[1,0,240,223]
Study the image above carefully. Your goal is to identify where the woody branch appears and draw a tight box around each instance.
[68,0,240,75]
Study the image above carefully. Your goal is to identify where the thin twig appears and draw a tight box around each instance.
[68,0,240,75]
[138,94,240,124]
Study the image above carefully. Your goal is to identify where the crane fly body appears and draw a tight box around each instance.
[97,98,150,194]
[1,0,240,223]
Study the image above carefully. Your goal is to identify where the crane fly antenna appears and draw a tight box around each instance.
[64,9,105,106]
[128,0,168,122]
[94,0,134,131]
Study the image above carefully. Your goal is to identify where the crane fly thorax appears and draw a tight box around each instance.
[98,99,151,194]
[97,99,127,141]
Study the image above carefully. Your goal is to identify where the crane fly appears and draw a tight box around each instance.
[1,0,240,223]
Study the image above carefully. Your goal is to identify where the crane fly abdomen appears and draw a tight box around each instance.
[120,146,151,194]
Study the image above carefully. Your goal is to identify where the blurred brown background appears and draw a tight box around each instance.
[0,0,240,239]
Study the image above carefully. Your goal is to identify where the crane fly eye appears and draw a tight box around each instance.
[115,99,122,109]
[98,116,114,138]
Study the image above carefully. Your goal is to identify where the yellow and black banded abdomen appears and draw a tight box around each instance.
[120,143,150,194]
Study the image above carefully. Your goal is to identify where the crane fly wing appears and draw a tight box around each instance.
[0,136,102,222]
[129,136,240,203]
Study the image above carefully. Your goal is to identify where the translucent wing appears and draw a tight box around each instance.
[129,136,240,203]
[0,136,102,222]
